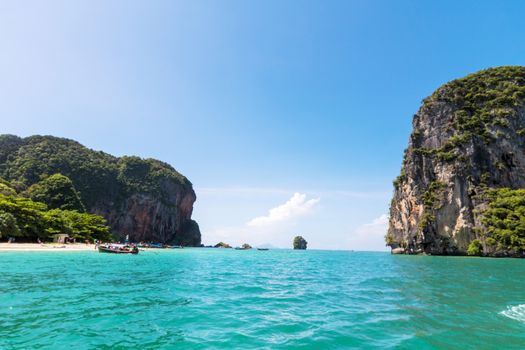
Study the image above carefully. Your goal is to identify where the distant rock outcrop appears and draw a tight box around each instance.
[388,66,525,257]
[293,236,307,250]
[0,135,201,246]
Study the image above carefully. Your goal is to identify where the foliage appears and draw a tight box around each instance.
[43,209,110,241]
[479,188,525,253]
[214,242,231,248]
[118,156,189,201]
[25,173,85,212]
[0,189,111,242]
[426,66,525,133]
[0,182,16,196]
[417,181,445,234]
[403,66,525,169]
[467,239,483,256]
[0,211,20,238]
[418,212,435,232]
[422,181,445,209]
[385,230,395,245]
[0,135,191,210]
[393,169,406,189]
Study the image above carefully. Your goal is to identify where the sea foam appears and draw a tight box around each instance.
[501,304,525,322]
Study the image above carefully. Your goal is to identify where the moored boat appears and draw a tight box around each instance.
[98,244,139,254]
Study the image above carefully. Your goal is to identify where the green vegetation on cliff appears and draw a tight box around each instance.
[467,239,483,256]
[0,135,191,209]
[426,66,525,124]
[479,188,525,254]
[25,173,85,212]
[413,66,525,162]
[417,180,445,234]
[0,179,110,241]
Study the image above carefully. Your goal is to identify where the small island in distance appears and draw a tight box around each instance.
[293,236,307,250]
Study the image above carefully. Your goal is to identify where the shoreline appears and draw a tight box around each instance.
[0,243,97,252]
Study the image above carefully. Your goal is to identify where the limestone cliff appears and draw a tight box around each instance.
[0,135,201,245]
[388,66,525,256]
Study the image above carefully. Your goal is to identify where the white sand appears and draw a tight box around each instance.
[0,243,97,252]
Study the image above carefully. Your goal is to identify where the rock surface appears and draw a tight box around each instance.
[388,66,525,256]
[214,242,232,248]
[0,135,201,245]
[293,236,307,250]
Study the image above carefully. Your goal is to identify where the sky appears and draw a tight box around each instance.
[2,0,525,250]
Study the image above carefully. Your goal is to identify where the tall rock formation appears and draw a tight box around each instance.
[0,135,201,245]
[293,236,307,250]
[388,66,525,256]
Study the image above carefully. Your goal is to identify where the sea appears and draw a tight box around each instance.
[1,249,525,349]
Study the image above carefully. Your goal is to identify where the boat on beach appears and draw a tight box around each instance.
[98,244,139,254]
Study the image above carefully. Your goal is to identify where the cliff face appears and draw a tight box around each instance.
[0,135,201,245]
[91,185,199,245]
[388,66,525,256]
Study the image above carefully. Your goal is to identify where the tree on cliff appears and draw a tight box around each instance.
[0,182,16,196]
[26,174,85,212]
[293,236,307,250]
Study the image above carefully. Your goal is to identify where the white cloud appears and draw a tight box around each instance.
[247,192,320,227]
[197,192,321,248]
[348,214,390,251]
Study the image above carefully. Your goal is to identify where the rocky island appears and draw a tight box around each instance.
[0,135,200,245]
[293,236,307,250]
[388,66,525,257]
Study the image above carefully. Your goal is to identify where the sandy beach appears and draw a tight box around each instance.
[0,243,97,252]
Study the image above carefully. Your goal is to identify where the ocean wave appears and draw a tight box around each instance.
[501,304,525,322]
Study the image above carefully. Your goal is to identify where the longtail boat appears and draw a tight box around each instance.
[98,244,139,254]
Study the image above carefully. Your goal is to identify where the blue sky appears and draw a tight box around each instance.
[2,0,525,249]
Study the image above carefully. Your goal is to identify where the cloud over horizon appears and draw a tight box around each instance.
[348,214,389,251]
[247,192,320,227]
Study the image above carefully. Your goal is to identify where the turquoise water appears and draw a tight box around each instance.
[1,249,525,349]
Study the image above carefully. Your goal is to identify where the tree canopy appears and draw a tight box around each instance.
[480,188,525,253]
[0,135,191,209]
[0,178,111,242]
[25,173,85,212]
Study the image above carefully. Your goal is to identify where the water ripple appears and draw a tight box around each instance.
[1,250,525,349]
[501,304,525,322]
